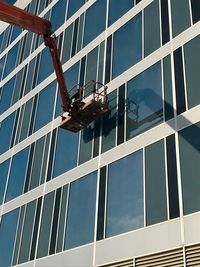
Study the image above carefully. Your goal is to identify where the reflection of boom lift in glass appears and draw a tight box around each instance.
[0,2,108,132]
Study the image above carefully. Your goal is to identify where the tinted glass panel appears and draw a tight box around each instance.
[166,135,179,219]
[179,123,200,215]
[51,0,68,31]
[53,128,79,177]
[174,48,186,115]
[191,0,200,24]
[34,81,56,131]
[108,0,134,26]
[160,0,170,45]
[5,147,29,202]
[37,48,54,84]
[171,0,191,37]
[18,200,37,264]
[83,0,107,46]
[106,151,143,237]
[79,124,94,164]
[112,13,142,79]
[67,0,85,19]
[0,112,15,155]
[163,55,173,120]
[0,77,15,115]
[127,62,163,140]
[0,159,10,205]
[65,172,97,249]
[184,35,200,108]
[37,191,55,258]
[145,140,168,225]
[144,0,160,56]
[102,90,117,153]
[0,209,19,267]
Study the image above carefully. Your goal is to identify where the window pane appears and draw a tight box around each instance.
[126,62,163,140]
[145,140,168,225]
[191,0,200,24]
[85,47,98,83]
[144,0,160,56]
[163,55,174,120]
[29,137,46,190]
[37,48,54,84]
[67,0,85,19]
[83,0,107,46]
[0,77,15,115]
[37,191,55,258]
[179,123,200,215]
[5,147,29,202]
[102,90,117,153]
[62,24,73,64]
[53,128,79,177]
[18,200,37,264]
[108,0,134,26]
[0,208,19,267]
[79,124,94,164]
[174,48,186,115]
[51,0,68,31]
[34,81,56,131]
[166,134,179,219]
[112,13,142,79]
[0,112,15,155]
[106,151,144,237]
[171,0,191,37]
[184,35,200,109]
[56,185,68,252]
[64,172,97,249]
[0,159,10,205]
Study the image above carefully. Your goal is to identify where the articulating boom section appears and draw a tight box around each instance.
[0,2,108,132]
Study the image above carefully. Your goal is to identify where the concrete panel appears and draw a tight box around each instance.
[35,244,93,267]
[184,212,200,245]
[95,219,182,266]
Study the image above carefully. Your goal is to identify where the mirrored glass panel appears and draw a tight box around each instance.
[112,13,142,79]
[126,62,163,140]
[64,171,97,249]
[106,150,144,237]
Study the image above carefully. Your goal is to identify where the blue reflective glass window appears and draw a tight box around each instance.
[5,147,29,202]
[0,208,19,267]
[83,0,107,46]
[64,61,80,90]
[106,151,144,237]
[10,26,22,43]
[179,123,200,215]
[112,13,142,79]
[0,77,15,115]
[67,0,85,19]
[34,81,56,131]
[0,159,10,205]
[0,56,6,79]
[3,42,19,79]
[0,112,15,155]
[64,172,97,249]
[126,62,163,140]
[37,48,54,84]
[108,0,134,26]
[51,0,68,31]
[53,128,79,177]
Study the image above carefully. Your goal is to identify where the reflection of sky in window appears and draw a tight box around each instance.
[127,62,163,139]
[106,150,144,237]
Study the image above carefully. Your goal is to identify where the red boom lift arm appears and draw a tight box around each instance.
[0,2,108,132]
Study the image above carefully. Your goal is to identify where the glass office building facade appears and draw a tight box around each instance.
[0,0,200,266]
